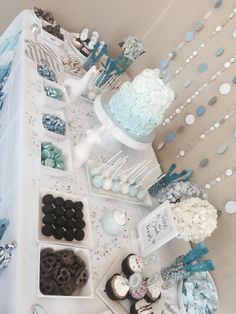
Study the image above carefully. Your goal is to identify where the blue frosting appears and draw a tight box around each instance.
[109,69,174,138]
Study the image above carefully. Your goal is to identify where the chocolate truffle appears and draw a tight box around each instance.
[65,209,74,219]
[54,216,66,227]
[75,219,86,229]
[64,230,74,241]
[75,229,85,241]
[74,210,83,220]
[54,196,64,207]
[42,204,54,214]
[54,228,65,240]
[63,200,74,209]
[73,201,83,210]
[42,194,54,204]
[54,206,64,217]
[65,219,76,230]
[43,214,55,225]
[42,224,55,237]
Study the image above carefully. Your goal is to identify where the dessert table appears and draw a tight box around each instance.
[0,10,189,314]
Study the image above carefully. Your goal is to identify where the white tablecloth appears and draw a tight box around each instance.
[0,10,189,314]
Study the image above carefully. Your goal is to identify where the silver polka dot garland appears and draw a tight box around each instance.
[159,4,225,72]
[204,166,236,190]
[175,109,235,159]
[168,7,236,81]
[162,53,236,127]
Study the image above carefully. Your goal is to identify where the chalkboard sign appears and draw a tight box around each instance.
[137,201,177,256]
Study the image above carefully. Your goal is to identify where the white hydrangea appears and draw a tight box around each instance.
[171,197,217,243]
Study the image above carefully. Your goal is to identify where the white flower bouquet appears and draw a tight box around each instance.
[171,197,217,243]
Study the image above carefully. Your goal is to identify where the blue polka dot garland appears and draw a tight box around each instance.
[198,63,208,73]
[185,32,194,42]
[196,106,206,117]
[214,0,223,9]
[215,47,225,57]
[165,132,175,142]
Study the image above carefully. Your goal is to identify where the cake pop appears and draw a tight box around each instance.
[103,177,112,191]
[92,175,104,188]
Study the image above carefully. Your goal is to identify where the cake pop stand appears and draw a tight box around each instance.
[94,92,155,151]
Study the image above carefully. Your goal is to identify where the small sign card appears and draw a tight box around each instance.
[137,201,177,256]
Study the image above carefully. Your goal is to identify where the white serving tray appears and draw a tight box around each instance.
[43,78,70,109]
[40,139,72,177]
[96,247,165,314]
[178,272,219,314]
[86,159,152,207]
[38,243,94,299]
[41,107,67,140]
[37,188,94,249]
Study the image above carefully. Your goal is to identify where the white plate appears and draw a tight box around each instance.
[43,78,70,109]
[96,247,165,314]
[37,188,94,249]
[38,243,94,298]
[41,107,67,140]
[178,272,219,314]
[40,139,72,177]
[86,159,152,207]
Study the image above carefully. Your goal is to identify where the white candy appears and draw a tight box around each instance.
[103,177,112,191]
[121,183,130,195]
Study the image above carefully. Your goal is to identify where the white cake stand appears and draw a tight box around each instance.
[94,92,155,151]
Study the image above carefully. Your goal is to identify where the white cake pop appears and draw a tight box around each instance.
[111,181,121,193]
[121,183,130,195]
[129,185,138,197]
[103,177,112,191]
[136,188,146,200]
[90,167,101,177]
[92,175,104,188]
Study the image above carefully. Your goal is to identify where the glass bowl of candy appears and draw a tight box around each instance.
[43,78,69,109]
[40,140,72,177]
[42,109,67,139]
[38,243,94,298]
[178,272,219,314]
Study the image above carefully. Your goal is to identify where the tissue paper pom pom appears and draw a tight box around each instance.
[171,197,217,243]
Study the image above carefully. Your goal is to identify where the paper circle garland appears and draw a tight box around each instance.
[219,83,231,95]
[224,201,236,214]
[198,63,208,73]
[185,114,195,125]
[215,47,225,57]
[165,132,175,142]
[185,32,194,42]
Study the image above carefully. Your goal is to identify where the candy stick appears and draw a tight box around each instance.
[136,164,161,188]
[130,166,149,184]
[104,155,128,177]
[121,160,148,175]
[96,150,123,171]
[127,160,152,182]
[111,156,128,179]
